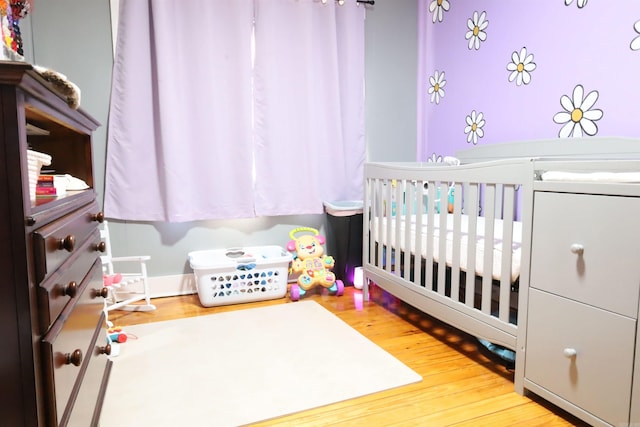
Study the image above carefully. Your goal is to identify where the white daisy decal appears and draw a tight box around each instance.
[507,47,537,86]
[429,0,450,24]
[565,0,587,8]
[631,20,640,51]
[427,153,443,163]
[464,110,485,145]
[553,84,603,138]
[465,11,488,50]
[428,70,446,104]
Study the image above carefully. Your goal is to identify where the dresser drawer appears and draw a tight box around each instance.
[33,200,103,284]
[37,229,105,334]
[41,261,107,426]
[530,191,640,317]
[525,288,635,426]
[64,341,112,427]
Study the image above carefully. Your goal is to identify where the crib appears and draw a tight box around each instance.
[362,137,640,401]
[363,158,532,351]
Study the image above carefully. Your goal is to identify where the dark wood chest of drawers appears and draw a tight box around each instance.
[1,62,111,426]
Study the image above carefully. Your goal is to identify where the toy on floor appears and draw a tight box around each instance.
[286,227,344,301]
[107,326,128,343]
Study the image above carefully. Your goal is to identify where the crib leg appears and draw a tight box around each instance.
[363,277,370,302]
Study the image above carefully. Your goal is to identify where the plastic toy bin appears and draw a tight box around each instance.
[188,246,292,307]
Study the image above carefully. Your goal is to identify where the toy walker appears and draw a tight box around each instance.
[286,227,344,301]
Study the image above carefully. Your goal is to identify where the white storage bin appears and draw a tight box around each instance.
[188,246,292,307]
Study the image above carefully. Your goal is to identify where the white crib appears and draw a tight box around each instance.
[362,137,640,426]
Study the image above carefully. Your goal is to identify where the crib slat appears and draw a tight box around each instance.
[437,182,449,294]
[499,185,517,323]
[423,181,435,290]
[402,181,413,281]
[368,178,377,269]
[450,182,463,302]
[481,184,497,314]
[465,184,479,308]
[383,180,392,272]
[393,182,404,277]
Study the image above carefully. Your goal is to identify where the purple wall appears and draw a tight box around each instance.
[417,0,640,161]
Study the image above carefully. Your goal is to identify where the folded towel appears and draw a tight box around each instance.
[541,171,640,183]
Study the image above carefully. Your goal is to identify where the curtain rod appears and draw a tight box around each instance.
[328,0,375,5]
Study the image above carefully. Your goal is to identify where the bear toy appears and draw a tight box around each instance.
[287,227,344,301]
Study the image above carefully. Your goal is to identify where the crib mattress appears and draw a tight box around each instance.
[371,214,522,283]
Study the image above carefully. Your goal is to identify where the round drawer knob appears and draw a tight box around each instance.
[63,281,78,298]
[563,348,577,358]
[99,344,112,356]
[92,212,105,223]
[95,241,107,252]
[65,349,83,367]
[58,234,76,252]
[96,287,110,298]
[570,244,584,255]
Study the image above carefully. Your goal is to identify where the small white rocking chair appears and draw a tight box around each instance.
[100,220,156,313]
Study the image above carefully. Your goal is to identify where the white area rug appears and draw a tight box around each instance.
[101,301,421,427]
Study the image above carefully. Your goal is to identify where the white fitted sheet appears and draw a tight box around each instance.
[371,214,522,283]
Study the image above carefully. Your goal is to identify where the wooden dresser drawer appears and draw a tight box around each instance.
[37,229,104,334]
[525,288,635,426]
[41,260,108,426]
[64,339,112,427]
[33,200,103,284]
[530,191,640,318]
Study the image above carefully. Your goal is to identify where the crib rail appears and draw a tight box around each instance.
[363,159,534,350]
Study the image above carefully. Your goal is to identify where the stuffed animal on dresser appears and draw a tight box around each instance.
[32,65,81,109]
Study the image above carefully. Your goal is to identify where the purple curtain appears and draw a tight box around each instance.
[104,0,365,222]
[253,0,365,216]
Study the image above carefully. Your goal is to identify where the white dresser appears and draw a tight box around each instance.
[524,185,640,427]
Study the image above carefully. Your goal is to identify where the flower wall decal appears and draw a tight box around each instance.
[417,1,639,160]
[552,85,603,138]
[427,153,443,163]
[465,11,488,50]
[464,110,485,144]
[428,70,446,104]
[506,47,536,86]
[564,0,588,8]
[631,20,640,51]
[429,0,450,23]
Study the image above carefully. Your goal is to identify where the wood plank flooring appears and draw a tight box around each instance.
[107,285,587,426]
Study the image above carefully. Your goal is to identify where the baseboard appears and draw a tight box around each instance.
[148,274,197,298]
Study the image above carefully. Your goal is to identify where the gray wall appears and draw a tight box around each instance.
[365,0,419,162]
[25,0,418,278]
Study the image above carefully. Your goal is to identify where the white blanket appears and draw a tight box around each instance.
[371,214,522,283]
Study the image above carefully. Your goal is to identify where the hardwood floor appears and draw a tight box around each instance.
[107,285,587,426]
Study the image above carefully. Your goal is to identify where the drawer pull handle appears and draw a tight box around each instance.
[99,344,112,356]
[92,212,105,223]
[63,281,78,298]
[65,349,83,367]
[95,241,107,253]
[96,287,110,299]
[570,244,584,255]
[563,348,577,358]
[58,234,76,252]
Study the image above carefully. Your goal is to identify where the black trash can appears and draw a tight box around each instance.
[323,200,363,287]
